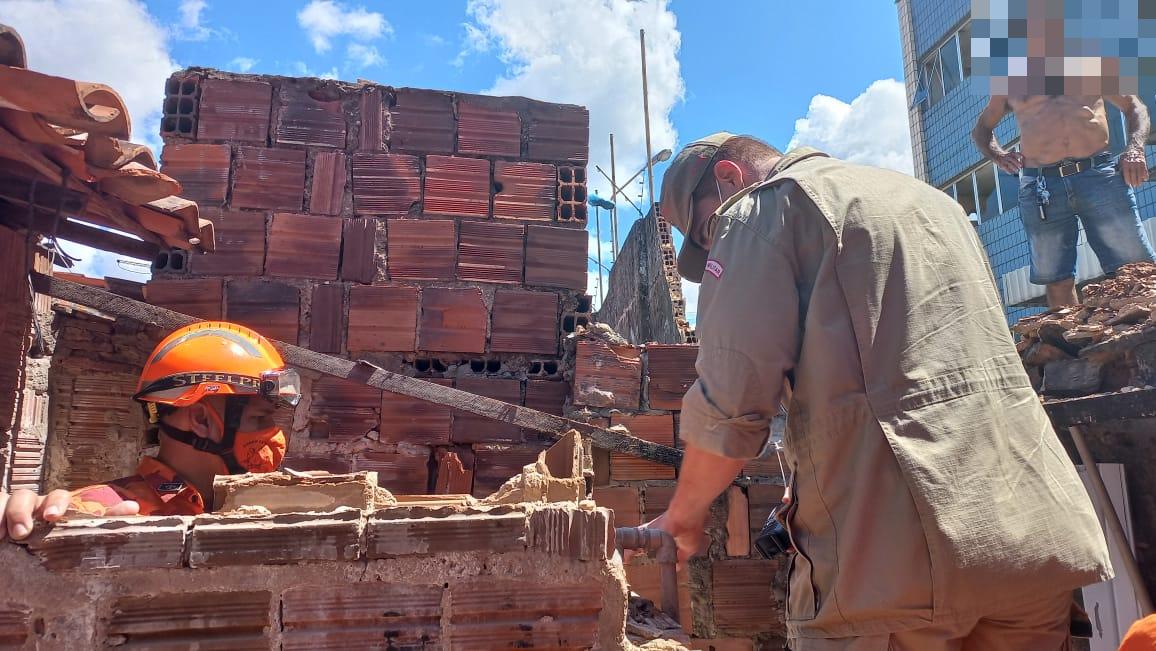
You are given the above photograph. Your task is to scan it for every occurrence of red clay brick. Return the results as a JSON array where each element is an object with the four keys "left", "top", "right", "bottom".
[
  {"left": 490, "top": 290, "right": 557, "bottom": 354},
  {"left": 187, "top": 510, "right": 361, "bottom": 567},
  {"left": 225, "top": 279, "right": 300, "bottom": 344},
  {"left": 646, "top": 344, "right": 699, "bottom": 410},
  {"left": 144, "top": 278, "right": 223, "bottom": 319},
  {"left": 527, "top": 506, "right": 611, "bottom": 560},
  {"left": 711, "top": 559, "right": 783, "bottom": 634},
  {"left": 27, "top": 517, "right": 187, "bottom": 570},
  {"left": 472, "top": 442, "right": 550, "bottom": 497},
  {"left": 281, "top": 453, "right": 353, "bottom": 475},
  {"left": 687, "top": 640, "right": 756, "bottom": 651},
  {"left": 351, "top": 153, "right": 421, "bottom": 216},
  {"left": 434, "top": 448, "right": 474, "bottom": 494},
  {"left": 231, "top": 146, "right": 306, "bottom": 211},
  {"left": 493, "top": 160, "right": 556, "bottom": 221},
  {"left": 642, "top": 485, "right": 677, "bottom": 523},
  {"left": 347, "top": 285, "right": 418, "bottom": 352},
  {"left": 108, "top": 591, "right": 270, "bottom": 646},
  {"left": 281, "top": 583, "right": 441, "bottom": 650},
  {"left": 196, "top": 78, "right": 272, "bottom": 143},
  {"left": 523, "top": 379, "right": 568, "bottom": 416},
  {"left": 379, "top": 379, "right": 454, "bottom": 446},
  {"left": 357, "top": 87, "right": 385, "bottom": 151},
  {"left": 386, "top": 219, "right": 456, "bottom": 281},
  {"left": 309, "top": 282, "right": 343, "bottom": 354},
  {"left": 0, "top": 605, "right": 29, "bottom": 648},
  {"left": 592, "top": 486, "right": 641, "bottom": 527},
  {"left": 187, "top": 209, "right": 266, "bottom": 276},
  {"left": 452, "top": 377, "right": 522, "bottom": 444},
  {"left": 388, "top": 88, "right": 454, "bottom": 153},
  {"left": 525, "top": 101, "right": 589, "bottom": 164},
  {"left": 266, "top": 213, "right": 342, "bottom": 280},
  {"left": 457, "top": 97, "right": 521, "bottom": 157},
  {"left": 424, "top": 155, "right": 489, "bottom": 219},
  {"left": 309, "top": 376, "right": 381, "bottom": 442},
  {"left": 275, "top": 82, "right": 347, "bottom": 148},
  {"left": 339, "top": 217, "right": 379, "bottom": 284},
  {"left": 574, "top": 339, "right": 642, "bottom": 409},
  {"left": 747, "top": 483, "right": 786, "bottom": 556},
  {"left": 624, "top": 562, "right": 692, "bottom": 633},
  {"left": 610, "top": 414, "right": 676, "bottom": 481},
  {"left": 418, "top": 287, "right": 486, "bottom": 354},
  {"left": 354, "top": 447, "right": 430, "bottom": 494},
  {"left": 367, "top": 509, "right": 527, "bottom": 557},
  {"left": 448, "top": 580, "right": 601, "bottom": 648},
  {"left": 456, "top": 221, "right": 524, "bottom": 284},
  {"left": 726, "top": 486, "right": 751, "bottom": 557},
  {"left": 309, "top": 151, "right": 347, "bottom": 215},
  {"left": 525, "top": 224, "right": 587, "bottom": 290},
  {"left": 159, "top": 143, "right": 230, "bottom": 207}
]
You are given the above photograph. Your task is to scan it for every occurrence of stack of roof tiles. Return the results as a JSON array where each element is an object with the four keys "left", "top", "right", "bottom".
[
  {"left": 572, "top": 330, "right": 787, "bottom": 649},
  {"left": 142, "top": 68, "right": 591, "bottom": 498}
]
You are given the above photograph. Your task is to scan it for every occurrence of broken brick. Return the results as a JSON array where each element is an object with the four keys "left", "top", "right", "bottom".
[
  {"left": 610, "top": 413, "right": 676, "bottom": 481},
  {"left": 493, "top": 160, "right": 556, "bottom": 221},
  {"left": 265, "top": 213, "right": 342, "bottom": 280},
  {"left": 457, "top": 97, "right": 521, "bottom": 158},
  {"left": 472, "top": 443, "right": 550, "bottom": 497},
  {"left": 366, "top": 509, "right": 527, "bottom": 557},
  {"left": 347, "top": 285, "right": 419, "bottom": 352},
  {"left": 646, "top": 344, "right": 699, "bottom": 410},
  {"left": 452, "top": 377, "right": 522, "bottom": 444},
  {"left": 275, "top": 82, "right": 347, "bottom": 148},
  {"left": 418, "top": 287, "right": 486, "bottom": 354},
  {"left": 225, "top": 279, "right": 300, "bottom": 344},
  {"left": 388, "top": 88, "right": 454, "bottom": 153},
  {"left": 386, "top": 219, "right": 456, "bottom": 281},
  {"left": 625, "top": 562, "right": 693, "bottom": 634},
  {"left": 187, "top": 510, "right": 361, "bottom": 567},
  {"left": 525, "top": 224, "right": 587, "bottom": 290},
  {"left": 309, "top": 376, "right": 381, "bottom": 443},
  {"left": 574, "top": 339, "right": 642, "bottom": 409},
  {"left": 527, "top": 506, "right": 611, "bottom": 560},
  {"left": 457, "top": 221, "right": 524, "bottom": 284},
  {"left": 144, "top": 278, "right": 223, "bottom": 320},
  {"left": 490, "top": 290, "right": 557, "bottom": 355},
  {"left": 231, "top": 146, "right": 306, "bottom": 211},
  {"left": 196, "top": 78, "right": 272, "bottom": 143},
  {"left": 351, "top": 152, "right": 421, "bottom": 216},
  {"left": 159, "top": 143, "right": 230, "bottom": 207},
  {"left": 354, "top": 447, "right": 431, "bottom": 494},
  {"left": 434, "top": 448, "right": 474, "bottom": 494},
  {"left": 380, "top": 379, "right": 454, "bottom": 446},
  {"left": 424, "top": 155, "right": 490, "bottom": 219},
  {"left": 308, "top": 151, "right": 347, "bottom": 216}
]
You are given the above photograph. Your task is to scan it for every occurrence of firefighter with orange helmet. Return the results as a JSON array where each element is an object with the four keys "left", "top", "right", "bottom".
[{"left": 0, "top": 321, "right": 301, "bottom": 538}]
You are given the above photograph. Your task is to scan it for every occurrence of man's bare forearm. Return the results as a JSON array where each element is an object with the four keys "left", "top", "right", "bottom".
[
  {"left": 972, "top": 126, "right": 1008, "bottom": 162},
  {"left": 1124, "top": 103, "right": 1151, "bottom": 153},
  {"left": 665, "top": 442, "right": 747, "bottom": 526}
]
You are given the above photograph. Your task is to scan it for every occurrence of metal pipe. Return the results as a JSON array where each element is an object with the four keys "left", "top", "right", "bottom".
[
  {"left": 1068, "top": 425, "right": 1154, "bottom": 614},
  {"left": 595, "top": 164, "right": 644, "bottom": 218},
  {"left": 615, "top": 526, "right": 679, "bottom": 624},
  {"left": 640, "top": 29, "right": 658, "bottom": 220},
  {"left": 594, "top": 204, "right": 604, "bottom": 304},
  {"left": 610, "top": 132, "right": 619, "bottom": 260}
]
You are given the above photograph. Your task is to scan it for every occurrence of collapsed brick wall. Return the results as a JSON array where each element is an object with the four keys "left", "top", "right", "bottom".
[
  {"left": 572, "top": 334, "right": 788, "bottom": 649},
  {"left": 596, "top": 208, "right": 694, "bottom": 346},
  {"left": 83, "top": 68, "right": 597, "bottom": 497}
]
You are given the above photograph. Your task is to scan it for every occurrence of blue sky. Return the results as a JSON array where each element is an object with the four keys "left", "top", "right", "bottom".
[{"left": 6, "top": 0, "right": 912, "bottom": 321}]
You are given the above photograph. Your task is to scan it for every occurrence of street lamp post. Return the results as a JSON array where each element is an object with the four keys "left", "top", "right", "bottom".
[
  {"left": 589, "top": 194, "right": 615, "bottom": 305},
  {"left": 594, "top": 147, "right": 671, "bottom": 257}
]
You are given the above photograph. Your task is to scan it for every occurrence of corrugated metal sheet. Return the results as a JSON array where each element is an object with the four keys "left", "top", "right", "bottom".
[
  {"left": 457, "top": 221, "right": 524, "bottom": 284},
  {"left": 424, "top": 155, "right": 490, "bottom": 219},
  {"left": 493, "top": 161, "right": 556, "bottom": 221},
  {"left": 231, "top": 146, "right": 306, "bottom": 212},
  {"left": 457, "top": 98, "right": 521, "bottom": 158},
  {"left": 351, "top": 153, "right": 421, "bottom": 216},
  {"left": 386, "top": 219, "right": 456, "bottom": 280}
]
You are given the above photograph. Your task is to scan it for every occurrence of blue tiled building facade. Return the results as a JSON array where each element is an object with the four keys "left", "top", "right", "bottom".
[{"left": 896, "top": 0, "right": 1156, "bottom": 324}]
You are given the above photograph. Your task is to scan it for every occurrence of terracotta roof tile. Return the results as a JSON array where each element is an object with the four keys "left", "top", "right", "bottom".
[
  {"left": 231, "top": 146, "right": 306, "bottom": 212},
  {"left": 418, "top": 287, "right": 487, "bottom": 354},
  {"left": 423, "top": 155, "right": 490, "bottom": 219},
  {"left": 457, "top": 221, "right": 523, "bottom": 284},
  {"left": 196, "top": 78, "right": 272, "bottom": 143},
  {"left": 457, "top": 97, "right": 521, "bottom": 158},
  {"left": 525, "top": 224, "right": 586, "bottom": 290},
  {"left": 347, "top": 284, "right": 418, "bottom": 352},
  {"left": 386, "top": 219, "right": 456, "bottom": 281},
  {"left": 308, "top": 151, "right": 347, "bottom": 216},
  {"left": 265, "top": 213, "right": 342, "bottom": 280},
  {"left": 388, "top": 88, "right": 454, "bottom": 154},
  {"left": 225, "top": 279, "right": 300, "bottom": 344},
  {"left": 351, "top": 153, "right": 420, "bottom": 216},
  {"left": 274, "top": 82, "right": 347, "bottom": 149},
  {"left": 490, "top": 290, "right": 557, "bottom": 355},
  {"left": 493, "top": 161, "right": 556, "bottom": 221}
]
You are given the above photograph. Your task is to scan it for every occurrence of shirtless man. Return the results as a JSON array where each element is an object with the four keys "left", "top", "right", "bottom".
[{"left": 973, "top": 95, "right": 1152, "bottom": 307}]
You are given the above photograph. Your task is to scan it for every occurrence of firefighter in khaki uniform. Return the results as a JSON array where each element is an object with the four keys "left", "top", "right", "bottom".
[
  {"left": 645, "top": 133, "right": 1113, "bottom": 650},
  {"left": 1, "top": 322, "right": 301, "bottom": 533}
]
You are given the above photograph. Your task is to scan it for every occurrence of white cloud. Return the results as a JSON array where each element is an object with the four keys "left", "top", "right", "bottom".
[
  {"left": 3, "top": 0, "right": 178, "bottom": 155},
  {"left": 788, "top": 79, "right": 914, "bottom": 175},
  {"left": 346, "top": 43, "right": 384, "bottom": 68},
  {"left": 452, "top": 23, "right": 491, "bottom": 68},
  {"left": 176, "top": 0, "right": 212, "bottom": 41},
  {"left": 424, "top": 34, "right": 447, "bottom": 47},
  {"left": 297, "top": 0, "right": 391, "bottom": 54},
  {"left": 461, "top": 0, "right": 684, "bottom": 205},
  {"left": 680, "top": 279, "right": 699, "bottom": 326},
  {"left": 229, "top": 57, "right": 258, "bottom": 73},
  {"left": 291, "top": 61, "right": 340, "bottom": 80}
]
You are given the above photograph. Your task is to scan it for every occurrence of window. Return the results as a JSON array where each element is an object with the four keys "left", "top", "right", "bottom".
[
  {"left": 976, "top": 162, "right": 1000, "bottom": 220},
  {"left": 958, "top": 23, "right": 972, "bottom": 79},
  {"left": 997, "top": 145, "right": 1021, "bottom": 214},
  {"left": 925, "top": 57, "right": 944, "bottom": 105},
  {"left": 955, "top": 173, "right": 977, "bottom": 219},
  {"left": 942, "top": 142, "right": 1024, "bottom": 221},
  {"left": 940, "top": 35, "right": 963, "bottom": 94},
  {"left": 919, "top": 22, "right": 972, "bottom": 109}
]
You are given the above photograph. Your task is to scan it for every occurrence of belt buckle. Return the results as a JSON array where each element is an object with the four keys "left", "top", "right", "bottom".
[{"left": 1058, "top": 162, "right": 1080, "bottom": 177}]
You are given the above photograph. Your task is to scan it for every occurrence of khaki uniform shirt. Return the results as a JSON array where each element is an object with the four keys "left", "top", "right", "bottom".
[{"left": 679, "top": 148, "right": 1112, "bottom": 638}]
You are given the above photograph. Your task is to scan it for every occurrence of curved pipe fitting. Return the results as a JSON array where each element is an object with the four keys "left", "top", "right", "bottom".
[{"left": 615, "top": 526, "right": 680, "bottom": 624}]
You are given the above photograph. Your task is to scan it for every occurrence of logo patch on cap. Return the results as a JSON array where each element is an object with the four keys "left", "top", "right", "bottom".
[{"left": 705, "top": 259, "right": 724, "bottom": 279}]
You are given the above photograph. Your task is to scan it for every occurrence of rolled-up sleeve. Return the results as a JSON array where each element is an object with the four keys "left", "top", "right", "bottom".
[{"left": 680, "top": 183, "right": 803, "bottom": 459}]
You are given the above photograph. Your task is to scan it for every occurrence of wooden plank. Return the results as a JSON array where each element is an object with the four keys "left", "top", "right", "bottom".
[
  {"left": 30, "top": 272, "right": 683, "bottom": 468},
  {"left": 1043, "top": 388, "right": 1156, "bottom": 426}
]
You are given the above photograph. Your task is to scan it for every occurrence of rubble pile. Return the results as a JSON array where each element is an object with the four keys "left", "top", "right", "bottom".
[{"left": 1014, "top": 262, "right": 1156, "bottom": 397}]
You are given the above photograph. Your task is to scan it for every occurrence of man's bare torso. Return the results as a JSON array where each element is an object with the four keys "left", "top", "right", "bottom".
[{"left": 1008, "top": 96, "right": 1110, "bottom": 167}]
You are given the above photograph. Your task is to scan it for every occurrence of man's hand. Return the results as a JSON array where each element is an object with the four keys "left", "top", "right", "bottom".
[
  {"left": 0, "top": 489, "right": 139, "bottom": 541},
  {"left": 995, "top": 150, "right": 1025, "bottom": 175},
  {"left": 1120, "top": 147, "right": 1150, "bottom": 188},
  {"left": 628, "top": 510, "right": 709, "bottom": 567}
]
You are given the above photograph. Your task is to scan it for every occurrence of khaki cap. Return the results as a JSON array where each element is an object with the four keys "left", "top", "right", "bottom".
[{"left": 659, "top": 132, "right": 736, "bottom": 282}]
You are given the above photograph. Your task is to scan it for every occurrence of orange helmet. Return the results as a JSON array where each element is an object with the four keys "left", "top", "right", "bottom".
[{"left": 134, "top": 321, "right": 301, "bottom": 411}]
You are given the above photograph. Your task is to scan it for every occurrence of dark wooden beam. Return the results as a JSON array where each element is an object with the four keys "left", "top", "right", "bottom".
[
  {"left": 1044, "top": 388, "right": 1156, "bottom": 427},
  {"left": 30, "top": 272, "right": 684, "bottom": 468},
  {"left": 0, "top": 207, "right": 158, "bottom": 261}
]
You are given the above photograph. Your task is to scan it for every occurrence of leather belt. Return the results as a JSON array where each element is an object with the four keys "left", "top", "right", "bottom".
[{"left": 1022, "top": 152, "right": 1112, "bottom": 178}]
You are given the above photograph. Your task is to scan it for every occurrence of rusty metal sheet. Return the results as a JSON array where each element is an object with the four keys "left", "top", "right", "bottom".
[
  {"left": 493, "top": 161, "right": 555, "bottom": 221},
  {"left": 423, "top": 155, "right": 489, "bottom": 219},
  {"left": 196, "top": 78, "right": 272, "bottom": 143},
  {"left": 351, "top": 153, "right": 420, "bottom": 216},
  {"left": 386, "top": 218, "right": 456, "bottom": 281},
  {"left": 525, "top": 224, "right": 586, "bottom": 290},
  {"left": 231, "top": 146, "right": 306, "bottom": 212},
  {"left": 388, "top": 88, "right": 454, "bottom": 154},
  {"left": 490, "top": 290, "right": 558, "bottom": 355},
  {"left": 266, "top": 213, "right": 342, "bottom": 280},
  {"left": 456, "top": 221, "right": 523, "bottom": 285}
]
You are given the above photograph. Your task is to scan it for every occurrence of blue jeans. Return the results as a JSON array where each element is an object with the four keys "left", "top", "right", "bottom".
[{"left": 1018, "top": 156, "right": 1154, "bottom": 285}]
